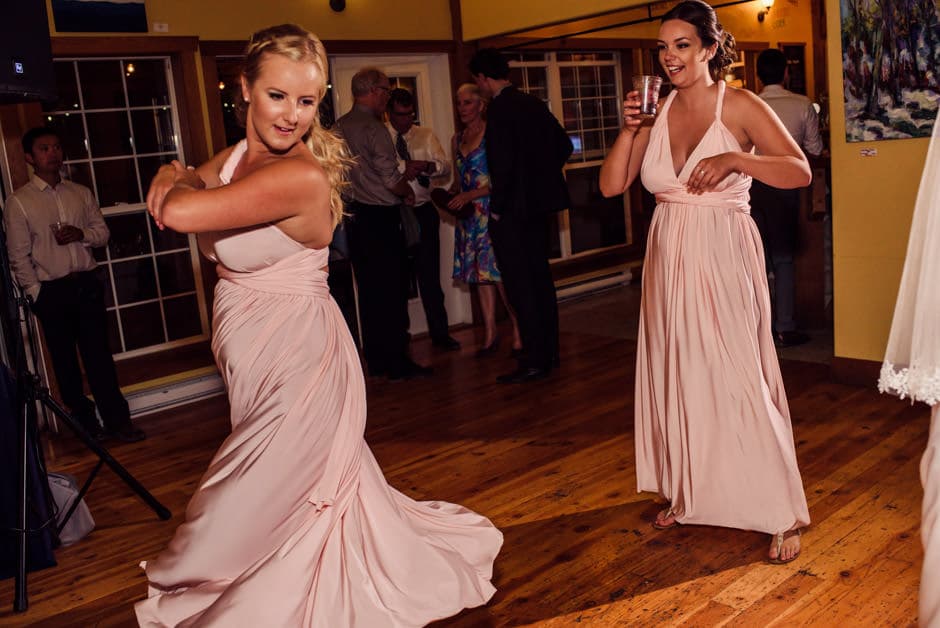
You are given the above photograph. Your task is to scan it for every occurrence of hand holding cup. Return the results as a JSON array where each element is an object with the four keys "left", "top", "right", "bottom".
[
  {"left": 621, "top": 90, "right": 646, "bottom": 133},
  {"left": 51, "top": 222, "right": 84, "bottom": 245}
]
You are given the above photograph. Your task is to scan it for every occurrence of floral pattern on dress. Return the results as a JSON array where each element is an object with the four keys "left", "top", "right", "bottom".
[{"left": 453, "top": 136, "right": 501, "bottom": 284}]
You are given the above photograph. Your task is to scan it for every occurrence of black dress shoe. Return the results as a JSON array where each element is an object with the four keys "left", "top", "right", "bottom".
[
  {"left": 388, "top": 359, "right": 433, "bottom": 381},
  {"left": 496, "top": 366, "right": 550, "bottom": 384},
  {"left": 431, "top": 335, "right": 461, "bottom": 351},
  {"left": 108, "top": 424, "right": 147, "bottom": 443},
  {"left": 774, "top": 330, "right": 810, "bottom": 348}
]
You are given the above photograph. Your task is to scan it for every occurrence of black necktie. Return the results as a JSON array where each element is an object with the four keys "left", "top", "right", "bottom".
[{"left": 396, "top": 132, "right": 430, "bottom": 188}]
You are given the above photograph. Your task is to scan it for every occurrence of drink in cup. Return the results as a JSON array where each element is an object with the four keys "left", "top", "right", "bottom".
[{"left": 632, "top": 75, "right": 663, "bottom": 118}]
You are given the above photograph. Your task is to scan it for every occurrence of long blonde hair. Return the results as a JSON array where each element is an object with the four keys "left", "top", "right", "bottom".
[{"left": 242, "top": 24, "right": 351, "bottom": 228}]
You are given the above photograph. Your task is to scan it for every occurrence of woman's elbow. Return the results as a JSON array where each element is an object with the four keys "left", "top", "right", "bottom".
[
  {"left": 599, "top": 178, "right": 625, "bottom": 198},
  {"left": 161, "top": 196, "right": 193, "bottom": 233},
  {"left": 793, "top": 161, "right": 812, "bottom": 188}
]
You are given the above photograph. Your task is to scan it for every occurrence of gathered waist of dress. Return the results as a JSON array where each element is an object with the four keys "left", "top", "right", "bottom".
[
  {"left": 655, "top": 190, "right": 751, "bottom": 214},
  {"left": 216, "top": 251, "right": 330, "bottom": 298}
]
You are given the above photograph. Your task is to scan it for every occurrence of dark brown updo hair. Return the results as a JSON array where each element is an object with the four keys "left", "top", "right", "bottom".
[{"left": 661, "top": 0, "right": 737, "bottom": 81}]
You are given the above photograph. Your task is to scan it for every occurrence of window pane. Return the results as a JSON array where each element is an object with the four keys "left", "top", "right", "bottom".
[
  {"left": 119, "top": 302, "right": 165, "bottom": 350},
  {"left": 525, "top": 68, "right": 548, "bottom": 94},
  {"left": 106, "top": 212, "right": 151, "bottom": 259},
  {"left": 45, "top": 113, "right": 87, "bottom": 159},
  {"left": 56, "top": 53, "right": 207, "bottom": 355},
  {"left": 583, "top": 131, "right": 603, "bottom": 151},
  {"left": 94, "top": 158, "right": 140, "bottom": 207},
  {"left": 86, "top": 111, "right": 132, "bottom": 158},
  {"left": 156, "top": 251, "right": 195, "bottom": 296},
  {"left": 150, "top": 217, "right": 190, "bottom": 252},
  {"left": 131, "top": 108, "right": 178, "bottom": 154},
  {"left": 138, "top": 155, "right": 176, "bottom": 194},
  {"left": 562, "top": 100, "right": 579, "bottom": 128},
  {"left": 581, "top": 98, "right": 600, "bottom": 120},
  {"left": 47, "top": 61, "right": 80, "bottom": 112},
  {"left": 558, "top": 52, "right": 614, "bottom": 62},
  {"left": 560, "top": 67, "right": 577, "bottom": 99},
  {"left": 78, "top": 60, "right": 126, "bottom": 109},
  {"left": 64, "top": 161, "right": 92, "bottom": 190},
  {"left": 112, "top": 258, "right": 158, "bottom": 304},
  {"left": 598, "top": 66, "right": 617, "bottom": 90},
  {"left": 566, "top": 166, "right": 627, "bottom": 254},
  {"left": 125, "top": 59, "right": 170, "bottom": 107},
  {"left": 164, "top": 295, "right": 202, "bottom": 341},
  {"left": 576, "top": 67, "right": 597, "bottom": 98}
]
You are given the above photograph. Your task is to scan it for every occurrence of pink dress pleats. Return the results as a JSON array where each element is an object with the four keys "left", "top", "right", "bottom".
[
  {"left": 635, "top": 82, "right": 810, "bottom": 534},
  {"left": 135, "top": 141, "right": 502, "bottom": 627}
]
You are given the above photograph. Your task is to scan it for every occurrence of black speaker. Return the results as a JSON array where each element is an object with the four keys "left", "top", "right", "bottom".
[{"left": 0, "top": 0, "right": 56, "bottom": 104}]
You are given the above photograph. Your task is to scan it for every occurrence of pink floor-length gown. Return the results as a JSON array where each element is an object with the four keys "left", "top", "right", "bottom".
[
  {"left": 135, "top": 141, "right": 502, "bottom": 627},
  {"left": 634, "top": 81, "right": 810, "bottom": 535}
]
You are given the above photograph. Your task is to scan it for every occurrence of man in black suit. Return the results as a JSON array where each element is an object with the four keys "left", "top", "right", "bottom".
[{"left": 469, "top": 48, "right": 573, "bottom": 384}]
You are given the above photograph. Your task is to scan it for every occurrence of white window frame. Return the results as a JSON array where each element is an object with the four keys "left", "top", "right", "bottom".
[
  {"left": 508, "top": 52, "right": 629, "bottom": 261},
  {"left": 46, "top": 56, "right": 209, "bottom": 359}
]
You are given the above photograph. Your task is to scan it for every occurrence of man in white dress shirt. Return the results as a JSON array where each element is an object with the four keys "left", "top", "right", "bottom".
[
  {"left": 3, "top": 127, "right": 144, "bottom": 442},
  {"left": 750, "top": 48, "right": 824, "bottom": 348},
  {"left": 386, "top": 87, "right": 459, "bottom": 351}
]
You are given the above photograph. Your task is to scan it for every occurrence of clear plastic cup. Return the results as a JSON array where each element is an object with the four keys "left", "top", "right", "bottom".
[{"left": 632, "top": 75, "right": 663, "bottom": 118}]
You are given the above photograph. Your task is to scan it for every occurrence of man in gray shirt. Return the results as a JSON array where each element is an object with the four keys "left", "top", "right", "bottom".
[
  {"left": 4, "top": 126, "right": 144, "bottom": 442},
  {"left": 335, "top": 68, "right": 431, "bottom": 380},
  {"left": 751, "top": 49, "right": 824, "bottom": 348}
]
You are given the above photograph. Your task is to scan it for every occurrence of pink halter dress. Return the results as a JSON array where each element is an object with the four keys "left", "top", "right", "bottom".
[
  {"left": 634, "top": 81, "right": 810, "bottom": 534},
  {"left": 135, "top": 140, "right": 502, "bottom": 627}
]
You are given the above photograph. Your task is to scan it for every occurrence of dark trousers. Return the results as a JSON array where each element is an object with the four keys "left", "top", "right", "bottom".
[
  {"left": 31, "top": 270, "right": 130, "bottom": 431},
  {"left": 345, "top": 201, "right": 410, "bottom": 374},
  {"left": 489, "top": 211, "right": 558, "bottom": 370},
  {"left": 750, "top": 182, "right": 801, "bottom": 333},
  {"left": 409, "top": 202, "right": 449, "bottom": 341}
]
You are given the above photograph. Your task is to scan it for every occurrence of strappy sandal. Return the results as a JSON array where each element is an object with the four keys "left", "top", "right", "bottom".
[
  {"left": 652, "top": 506, "right": 679, "bottom": 530},
  {"left": 768, "top": 528, "right": 802, "bottom": 564}
]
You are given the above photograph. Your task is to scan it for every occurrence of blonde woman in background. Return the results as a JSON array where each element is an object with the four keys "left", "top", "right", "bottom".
[{"left": 449, "top": 83, "right": 521, "bottom": 357}]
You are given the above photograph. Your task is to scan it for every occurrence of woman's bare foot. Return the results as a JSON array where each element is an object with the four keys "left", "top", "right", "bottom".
[{"left": 768, "top": 528, "right": 801, "bottom": 564}]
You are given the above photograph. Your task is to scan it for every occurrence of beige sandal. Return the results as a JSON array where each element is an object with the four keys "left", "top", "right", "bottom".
[
  {"left": 768, "top": 528, "right": 802, "bottom": 564},
  {"left": 652, "top": 506, "right": 679, "bottom": 530}
]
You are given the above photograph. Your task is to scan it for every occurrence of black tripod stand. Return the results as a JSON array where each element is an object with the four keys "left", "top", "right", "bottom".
[{"left": 1, "top": 221, "right": 171, "bottom": 614}]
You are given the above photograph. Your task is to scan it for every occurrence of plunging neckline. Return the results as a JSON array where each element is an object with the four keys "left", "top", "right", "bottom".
[
  {"left": 664, "top": 82, "right": 725, "bottom": 179},
  {"left": 457, "top": 127, "right": 485, "bottom": 160}
]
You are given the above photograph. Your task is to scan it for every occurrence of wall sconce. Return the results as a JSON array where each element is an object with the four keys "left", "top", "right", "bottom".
[{"left": 757, "top": 0, "right": 774, "bottom": 22}]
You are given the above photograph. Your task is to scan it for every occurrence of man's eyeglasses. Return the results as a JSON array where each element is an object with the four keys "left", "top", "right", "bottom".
[
  {"left": 373, "top": 85, "right": 391, "bottom": 93},
  {"left": 390, "top": 109, "right": 415, "bottom": 118}
]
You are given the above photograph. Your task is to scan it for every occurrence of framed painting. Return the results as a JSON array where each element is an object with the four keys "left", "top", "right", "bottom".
[
  {"left": 839, "top": 0, "right": 940, "bottom": 142},
  {"left": 840, "top": 0, "right": 940, "bottom": 141}
]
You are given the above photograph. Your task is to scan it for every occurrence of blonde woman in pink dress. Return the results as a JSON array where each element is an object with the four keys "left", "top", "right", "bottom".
[
  {"left": 600, "top": 0, "right": 811, "bottom": 563},
  {"left": 136, "top": 24, "right": 501, "bottom": 627}
]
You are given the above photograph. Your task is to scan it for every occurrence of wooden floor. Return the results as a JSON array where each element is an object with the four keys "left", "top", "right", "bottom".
[{"left": 0, "top": 289, "right": 929, "bottom": 627}]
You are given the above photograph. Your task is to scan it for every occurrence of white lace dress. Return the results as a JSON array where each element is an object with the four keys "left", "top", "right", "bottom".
[{"left": 879, "top": 115, "right": 940, "bottom": 627}]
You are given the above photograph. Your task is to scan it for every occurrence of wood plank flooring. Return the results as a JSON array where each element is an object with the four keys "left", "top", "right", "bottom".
[{"left": 0, "top": 288, "right": 929, "bottom": 627}]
